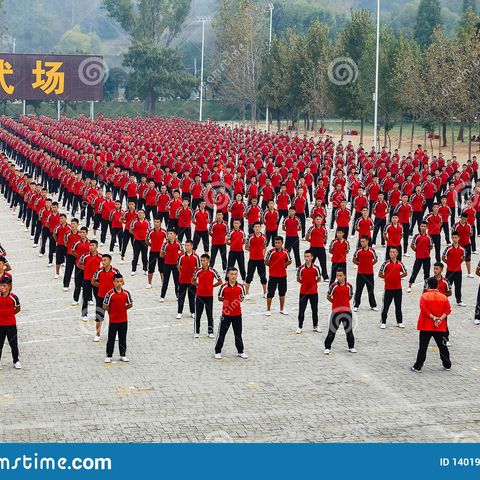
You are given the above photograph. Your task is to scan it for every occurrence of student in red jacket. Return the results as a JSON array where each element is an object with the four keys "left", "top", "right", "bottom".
[
  {"left": 324, "top": 269, "right": 356, "bottom": 354},
  {"left": 214, "top": 267, "right": 248, "bottom": 360},
  {"left": 104, "top": 273, "right": 133, "bottom": 363},
  {"left": 411, "top": 277, "right": 451, "bottom": 372},
  {"left": 0, "top": 276, "right": 21, "bottom": 369}
]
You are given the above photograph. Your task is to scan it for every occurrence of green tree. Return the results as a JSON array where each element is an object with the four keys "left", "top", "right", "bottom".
[
  {"left": 212, "top": 0, "right": 268, "bottom": 127},
  {"left": 104, "top": 67, "right": 128, "bottom": 101},
  {"left": 55, "top": 25, "right": 101, "bottom": 54},
  {"left": 123, "top": 41, "right": 195, "bottom": 114},
  {"left": 414, "top": 0, "right": 442, "bottom": 46}
]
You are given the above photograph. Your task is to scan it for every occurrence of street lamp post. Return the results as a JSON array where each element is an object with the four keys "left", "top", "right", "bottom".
[
  {"left": 265, "top": 3, "right": 274, "bottom": 132},
  {"left": 199, "top": 17, "right": 206, "bottom": 122},
  {"left": 373, "top": 0, "right": 380, "bottom": 151}
]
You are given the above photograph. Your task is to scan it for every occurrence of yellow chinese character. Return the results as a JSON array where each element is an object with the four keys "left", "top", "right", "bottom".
[
  {"left": 32, "top": 60, "right": 64, "bottom": 95},
  {"left": 0, "top": 59, "right": 14, "bottom": 95}
]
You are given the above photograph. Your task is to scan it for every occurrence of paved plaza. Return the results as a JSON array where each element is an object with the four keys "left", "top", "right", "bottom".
[{"left": 1, "top": 197, "right": 480, "bottom": 443}]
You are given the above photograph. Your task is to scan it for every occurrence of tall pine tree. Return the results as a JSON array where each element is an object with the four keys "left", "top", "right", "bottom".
[{"left": 414, "top": 0, "right": 442, "bottom": 46}]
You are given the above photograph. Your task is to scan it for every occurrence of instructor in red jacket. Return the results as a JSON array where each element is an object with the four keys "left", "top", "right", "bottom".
[{"left": 411, "top": 277, "right": 452, "bottom": 372}]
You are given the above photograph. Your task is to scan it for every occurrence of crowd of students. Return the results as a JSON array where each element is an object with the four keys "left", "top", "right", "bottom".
[{"left": 0, "top": 113, "right": 478, "bottom": 369}]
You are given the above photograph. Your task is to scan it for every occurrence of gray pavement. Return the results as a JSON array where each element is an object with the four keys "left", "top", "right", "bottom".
[{"left": 1, "top": 196, "right": 480, "bottom": 443}]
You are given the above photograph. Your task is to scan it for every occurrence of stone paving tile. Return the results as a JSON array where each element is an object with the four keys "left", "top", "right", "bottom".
[{"left": 1, "top": 196, "right": 480, "bottom": 443}]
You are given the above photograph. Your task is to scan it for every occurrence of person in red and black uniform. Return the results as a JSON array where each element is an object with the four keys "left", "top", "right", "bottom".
[
  {"left": 305, "top": 215, "right": 328, "bottom": 281},
  {"left": 160, "top": 230, "right": 183, "bottom": 301},
  {"left": 352, "top": 236, "right": 378, "bottom": 311},
  {"left": 282, "top": 207, "right": 301, "bottom": 268},
  {"left": 120, "top": 201, "right": 138, "bottom": 263},
  {"left": 193, "top": 200, "right": 210, "bottom": 254},
  {"left": 324, "top": 269, "right": 356, "bottom": 354},
  {"left": 371, "top": 192, "right": 388, "bottom": 247},
  {"left": 411, "top": 277, "right": 451, "bottom": 372},
  {"left": 0, "top": 277, "right": 21, "bottom": 369},
  {"left": 177, "top": 198, "right": 193, "bottom": 242},
  {"left": 407, "top": 221, "right": 433, "bottom": 292},
  {"left": 71, "top": 227, "right": 90, "bottom": 305},
  {"left": 409, "top": 185, "right": 425, "bottom": 235},
  {"left": 146, "top": 218, "right": 166, "bottom": 288},
  {"left": 176, "top": 240, "right": 200, "bottom": 319},
  {"left": 130, "top": 209, "right": 150, "bottom": 275},
  {"left": 394, "top": 194, "right": 413, "bottom": 256},
  {"left": 379, "top": 247, "right": 407, "bottom": 328},
  {"left": 329, "top": 229, "right": 349, "bottom": 285},
  {"left": 109, "top": 200, "right": 124, "bottom": 254},
  {"left": 453, "top": 212, "right": 473, "bottom": 277},
  {"left": 296, "top": 250, "right": 322, "bottom": 334},
  {"left": 244, "top": 222, "right": 268, "bottom": 299},
  {"left": 193, "top": 254, "right": 222, "bottom": 337},
  {"left": 226, "top": 219, "right": 247, "bottom": 281},
  {"left": 384, "top": 214, "right": 403, "bottom": 261},
  {"left": 265, "top": 236, "right": 292, "bottom": 316},
  {"left": 53, "top": 213, "right": 70, "bottom": 280},
  {"left": 262, "top": 200, "right": 279, "bottom": 247},
  {"left": 78, "top": 239, "right": 103, "bottom": 321},
  {"left": 63, "top": 219, "right": 80, "bottom": 291},
  {"left": 214, "top": 268, "right": 248, "bottom": 360},
  {"left": 424, "top": 262, "right": 452, "bottom": 343},
  {"left": 209, "top": 211, "right": 228, "bottom": 272},
  {"left": 104, "top": 273, "right": 133, "bottom": 363},
  {"left": 92, "top": 254, "right": 120, "bottom": 342},
  {"left": 425, "top": 203, "right": 443, "bottom": 262},
  {"left": 442, "top": 232, "right": 466, "bottom": 306}
]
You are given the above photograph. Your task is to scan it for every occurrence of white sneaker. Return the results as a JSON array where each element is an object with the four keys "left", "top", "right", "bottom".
[
  {"left": 120, "top": 356, "right": 129, "bottom": 362},
  {"left": 63, "top": 287, "right": 68, "bottom": 292},
  {"left": 24, "top": 227, "right": 28, "bottom": 232},
  {"left": 93, "top": 335, "right": 100, "bottom": 342},
  {"left": 81, "top": 316, "right": 88, "bottom": 322},
  {"left": 324, "top": 348, "right": 331, "bottom": 355},
  {"left": 120, "top": 259, "right": 124, "bottom": 265},
  {"left": 71, "top": 301, "right": 78, "bottom": 306},
  {"left": 397, "top": 323, "right": 405, "bottom": 328},
  {"left": 145, "top": 284, "right": 152, "bottom": 289},
  {"left": 265, "top": 310, "right": 271, "bottom": 316},
  {"left": 54, "top": 274, "right": 59, "bottom": 279},
  {"left": 457, "top": 302, "right": 467, "bottom": 307},
  {"left": 349, "top": 348, "right": 357, "bottom": 353},
  {"left": 194, "top": 333, "right": 200, "bottom": 338},
  {"left": 313, "top": 326, "right": 322, "bottom": 333},
  {"left": 99, "top": 242, "right": 104, "bottom": 247},
  {"left": 215, "top": 353, "right": 222, "bottom": 359},
  {"left": 468, "top": 273, "right": 475, "bottom": 278},
  {"left": 191, "top": 313, "right": 195, "bottom": 319},
  {"left": 33, "top": 244, "right": 38, "bottom": 248},
  {"left": 238, "top": 352, "right": 249, "bottom": 359},
  {"left": 372, "top": 244, "right": 376, "bottom": 248},
  {"left": 445, "top": 340, "right": 452, "bottom": 346},
  {"left": 295, "top": 327, "right": 302, "bottom": 334},
  {"left": 475, "top": 319, "right": 480, "bottom": 325},
  {"left": 244, "top": 294, "right": 251, "bottom": 300},
  {"left": 131, "top": 271, "right": 136, "bottom": 276},
  {"left": 159, "top": 297, "right": 165, "bottom": 303},
  {"left": 104, "top": 357, "right": 111, "bottom": 363},
  {"left": 404, "top": 253, "right": 411, "bottom": 257},
  {"left": 47, "top": 263, "right": 53, "bottom": 267},
  {"left": 263, "top": 293, "right": 268, "bottom": 299},
  {"left": 407, "top": 287, "right": 412, "bottom": 293},
  {"left": 380, "top": 324, "right": 386, "bottom": 329},
  {"left": 280, "top": 309, "right": 289, "bottom": 315},
  {"left": 13, "top": 361, "right": 21, "bottom": 369},
  {"left": 176, "top": 313, "right": 182, "bottom": 319},
  {"left": 88, "top": 300, "right": 94, "bottom": 305},
  {"left": 38, "top": 253, "right": 43, "bottom": 257},
  {"left": 30, "top": 236, "right": 34, "bottom": 240},
  {"left": 143, "top": 271, "right": 147, "bottom": 276},
  {"left": 371, "top": 306, "right": 379, "bottom": 311},
  {"left": 208, "top": 333, "right": 214, "bottom": 338},
  {"left": 353, "top": 306, "right": 358, "bottom": 312}
]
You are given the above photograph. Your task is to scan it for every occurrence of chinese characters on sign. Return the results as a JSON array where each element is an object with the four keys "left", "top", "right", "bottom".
[{"left": 0, "top": 54, "right": 104, "bottom": 101}]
